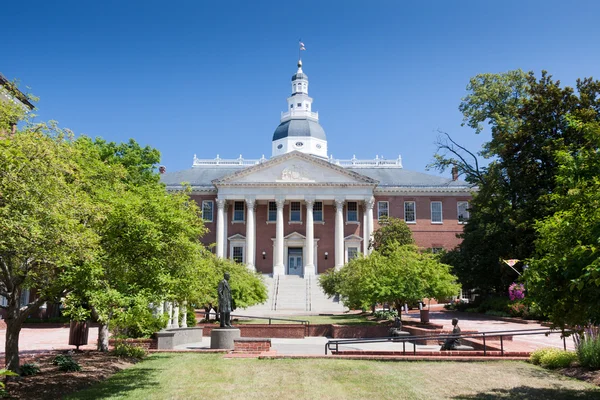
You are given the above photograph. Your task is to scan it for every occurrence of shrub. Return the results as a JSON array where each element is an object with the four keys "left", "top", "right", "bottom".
[
  {"left": 0, "top": 368, "right": 18, "bottom": 396},
  {"left": 484, "top": 310, "right": 510, "bottom": 317},
  {"left": 477, "top": 296, "right": 510, "bottom": 314},
  {"left": 111, "top": 342, "right": 148, "bottom": 359},
  {"left": 186, "top": 307, "right": 197, "bottom": 327},
  {"left": 52, "top": 354, "right": 81, "bottom": 372},
  {"left": 507, "top": 301, "right": 526, "bottom": 317},
  {"left": 111, "top": 300, "right": 168, "bottom": 339},
  {"left": 20, "top": 363, "right": 41, "bottom": 376},
  {"left": 373, "top": 310, "right": 398, "bottom": 320},
  {"left": 576, "top": 327, "right": 600, "bottom": 369},
  {"left": 530, "top": 348, "right": 577, "bottom": 369}
]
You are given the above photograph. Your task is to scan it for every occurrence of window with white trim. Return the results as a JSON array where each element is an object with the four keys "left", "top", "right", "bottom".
[
  {"left": 313, "top": 201, "right": 323, "bottom": 222},
  {"left": 377, "top": 201, "right": 389, "bottom": 220},
  {"left": 431, "top": 201, "right": 443, "bottom": 223},
  {"left": 202, "top": 200, "right": 214, "bottom": 222},
  {"left": 0, "top": 296, "right": 7, "bottom": 307},
  {"left": 431, "top": 247, "right": 444, "bottom": 254},
  {"left": 404, "top": 201, "right": 416, "bottom": 223},
  {"left": 290, "top": 201, "right": 301, "bottom": 222},
  {"left": 268, "top": 201, "right": 277, "bottom": 222},
  {"left": 346, "top": 201, "right": 358, "bottom": 222},
  {"left": 232, "top": 246, "right": 244, "bottom": 264},
  {"left": 348, "top": 247, "right": 359, "bottom": 261},
  {"left": 233, "top": 201, "right": 245, "bottom": 222},
  {"left": 457, "top": 201, "right": 470, "bottom": 223}
]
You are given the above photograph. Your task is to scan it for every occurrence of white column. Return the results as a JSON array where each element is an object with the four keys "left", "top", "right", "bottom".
[
  {"left": 173, "top": 303, "right": 180, "bottom": 328},
  {"left": 181, "top": 301, "right": 188, "bottom": 327},
  {"left": 274, "top": 198, "right": 285, "bottom": 275},
  {"left": 334, "top": 199, "right": 345, "bottom": 269},
  {"left": 304, "top": 199, "right": 315, "bottom": 276},
  {"left": 366, "top": 197, "right": 375, "bottom": 255},
  {"left": 216, "top": 199, "right": 226, "bottom": 258},
  {"left": 245, "top": 198, "right": 256, "bottom": 271},
  {"left": 166, "top": 302, "right": 174, "bottom": 328},
  {"left": 363, "top": 201, "right": 369, "bottom": 255}
]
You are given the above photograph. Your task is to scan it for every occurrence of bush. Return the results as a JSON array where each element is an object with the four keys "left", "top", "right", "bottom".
[
  {"left": 373, "top": 310, "right": 398, "bottom": 320},
  {"left": 52, "top": 354, "right": 81, "bottom": 372},
  {"left": 484, "top": 310, "right": 510, "bottom": 317},
  {"left": 20, "top": 363, "right": 41, "bottom": 376},
  {"left": 507, "top": 301, "right": 528, "bottom": 317},
  {"left": 186, "top": 307, "right": 197, "bottom": 327},
  {"left": 444, "top": 300, "right": 471, "bottom": 312},
  {"left": 111, "top": 299, "right": 168, "bottom": 339},
  {"left": 111, "top": 342, "right": 148, "bottom": 359},
  {"left": 576, "top": 328, "right": 600, "bottom": 369},
  {"left": 477, "top": 296, "right": 510, "bottom": 314},
  {"left": 530, "top": 348, "right": 577, "bottom": 369}
]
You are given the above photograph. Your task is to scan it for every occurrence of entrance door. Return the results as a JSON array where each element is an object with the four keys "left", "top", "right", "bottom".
[{"left": 287, "top": 248, "right": 303, "bottom": 275}]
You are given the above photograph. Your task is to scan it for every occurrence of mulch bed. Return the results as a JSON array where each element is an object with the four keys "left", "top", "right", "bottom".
[
  {"left": 4, "top": 351, "right": 138, "bottom": 399},
  {"left": 559, "top": 366, "right": 600, "bottom": 387}
]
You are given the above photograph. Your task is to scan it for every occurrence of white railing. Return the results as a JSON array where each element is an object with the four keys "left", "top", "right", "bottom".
[
  {"left": 280, "top": 110, "right": 319, "bottom": 120},
  {"left": 192, "top": 154, "right": 267, "bottom": 167},
  {"left": 329, "top": 155, "right": 403, "bottom": 168},
  {"left": 192, "top": 154, "right": 403, "bottom": 169}
]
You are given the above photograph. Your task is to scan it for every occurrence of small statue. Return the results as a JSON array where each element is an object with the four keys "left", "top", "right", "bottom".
[
  {"left": 218, "top": 272, "right": 235, "bottom": 328},
  {"left": 440, "top": 318, "right": 461, "bottom": 350}
]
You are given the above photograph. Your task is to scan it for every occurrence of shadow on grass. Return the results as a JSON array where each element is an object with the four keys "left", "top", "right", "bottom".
[
  {"left": 66, "top": 355, "right": 176, "bottom": 399},
  {"left": 453, "top": 385, "right": 600, "bottom": 399}
]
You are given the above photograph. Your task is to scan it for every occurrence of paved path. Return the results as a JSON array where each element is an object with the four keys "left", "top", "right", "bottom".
[
  {"left": 402, "top": 309, "right": 574, "bottom": 352},
  {"left": 0, "top": 310, "right": 573, "bottom": 360}
]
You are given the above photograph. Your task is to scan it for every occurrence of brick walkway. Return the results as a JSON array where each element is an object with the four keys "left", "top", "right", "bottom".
[
  {"left": 0, "top": 325, "right": 98, "bottom": 360},
  {"left": 0, "top": 310, "right": 573, "bottom": 361}
]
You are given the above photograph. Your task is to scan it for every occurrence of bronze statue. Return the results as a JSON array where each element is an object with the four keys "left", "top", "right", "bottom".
[
  {"left": 440, "top": 317, "right": 461, "bottom": 350},
  {"left": 218, "top": 272, "right": 234, "bottom": 327},
  {"left": 389, "top": 316, "right": 404, "bottom": 340}
]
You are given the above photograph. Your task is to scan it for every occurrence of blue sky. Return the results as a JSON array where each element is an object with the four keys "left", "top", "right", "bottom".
[{"left": 2, "top": 1, "right": 599, "bottom": 175}]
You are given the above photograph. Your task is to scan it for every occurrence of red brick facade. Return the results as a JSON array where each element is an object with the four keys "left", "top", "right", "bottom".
[{"left": 191, "top": 194, "right": 470, "bottom": 275}]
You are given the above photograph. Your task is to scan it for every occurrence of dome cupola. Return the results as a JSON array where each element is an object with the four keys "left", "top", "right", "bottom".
[{"left": 272, "top": 53, "right": 328, "bottom": 158}]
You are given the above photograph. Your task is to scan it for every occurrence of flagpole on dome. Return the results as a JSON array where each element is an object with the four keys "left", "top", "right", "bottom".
[{"left": 298, "top": 39, "right": 306, "bottom": 62}]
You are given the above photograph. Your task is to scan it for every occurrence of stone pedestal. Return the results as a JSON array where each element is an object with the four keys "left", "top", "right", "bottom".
[{"left": 210, "top": 328, "right": 241, "bottom": 349}]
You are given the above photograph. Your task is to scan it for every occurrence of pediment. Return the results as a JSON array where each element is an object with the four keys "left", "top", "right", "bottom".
[{"left": 213, "top": 151, "right": 378, "bottom": 186}]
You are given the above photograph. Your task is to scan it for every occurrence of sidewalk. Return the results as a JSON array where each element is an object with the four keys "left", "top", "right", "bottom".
[{"left": 0, "top": 311, "right": 573, "bottom": 359}]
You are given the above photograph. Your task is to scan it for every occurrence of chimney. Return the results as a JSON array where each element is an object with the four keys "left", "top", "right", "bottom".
[{"left": 451, "top": 166, "right": 459, "bottom": 181}]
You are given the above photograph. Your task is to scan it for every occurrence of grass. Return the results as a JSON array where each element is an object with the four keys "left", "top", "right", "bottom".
[
  {"left": 66, "top": 354, "right": 600, "bottom": 400},
  {"left": 233, "top": 313, "right": 379, "bottom": 325}
]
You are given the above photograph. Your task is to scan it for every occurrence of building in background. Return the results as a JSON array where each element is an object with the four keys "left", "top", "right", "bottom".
[{"left": 161, "top": 59, "right": 473, "bottom": 277}]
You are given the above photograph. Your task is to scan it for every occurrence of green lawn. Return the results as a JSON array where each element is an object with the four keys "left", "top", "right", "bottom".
[
  {"left": 67, "top": 354, "right": 599, "bottom": 400},
  {"left": 233, "top": 313, "right": 379, "bottom": 325}
]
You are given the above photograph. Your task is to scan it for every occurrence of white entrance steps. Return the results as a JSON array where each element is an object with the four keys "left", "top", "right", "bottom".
[
  {"left": 238, "top": 274, "right": 347, "bottom": 316},
  {"left": 274, "top": 275, "right": 307, "bottom": 311}
]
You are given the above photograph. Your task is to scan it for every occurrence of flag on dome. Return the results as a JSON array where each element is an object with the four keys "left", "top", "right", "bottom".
[{"left": 299, "top": 41, "right": 306, "bottom": 50}]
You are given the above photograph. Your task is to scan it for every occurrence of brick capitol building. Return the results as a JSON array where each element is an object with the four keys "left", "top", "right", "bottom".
[{"left": 161, "top": 58, "right": 473, "bottom": 279}]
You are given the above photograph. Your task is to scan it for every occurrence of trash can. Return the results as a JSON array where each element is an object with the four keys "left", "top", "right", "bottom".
[
  {"left": 420, "top": 309, "right": 430, "bottom": 323},
  {"left": 68, "top": 320, "right": 90, "bottom": 350}
]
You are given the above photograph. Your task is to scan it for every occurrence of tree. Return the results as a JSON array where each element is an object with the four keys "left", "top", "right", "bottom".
[
  {"left": 369, "top": 217, "right": 414, "bottom": 254},
  {"left": 525, "top": 116, "right": 600, "bottom": 327},
  {"left": 0, "top": 127, "right": 101, "bottom": 372},
  {"left": 432, "top": 71, "right": 600, "bottom": 293},
  {"left": 320, "top": 244, "right": 459, "bottom": 312}
]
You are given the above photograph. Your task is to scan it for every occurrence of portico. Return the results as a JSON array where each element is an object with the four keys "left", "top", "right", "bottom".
[{"left": 211, "top": 151, "right": 378, "bottom": 276}]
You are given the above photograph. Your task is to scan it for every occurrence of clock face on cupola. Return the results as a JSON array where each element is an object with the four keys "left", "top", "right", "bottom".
[{"left": 271, "top": 58, "right": 328, "bottom": 159}]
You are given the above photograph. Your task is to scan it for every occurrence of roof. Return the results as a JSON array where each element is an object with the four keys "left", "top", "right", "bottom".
[
  {"left": 161, "top": 162, "right": 472, "bottom": 191},
  {"left": 292, "top": 72, "right": 308, "bottom": 81},
  {"left": 0, "top": 73, "right": 35, "bottom": 109},
  {"left": 273, "top": 118, "right": 326, "bottom": 141},
  {"left": 346, "top": 167, "right": 471, "bottom": 188},
  {"left": 161, "top": 166, "right": 244, "bottom": 190}
]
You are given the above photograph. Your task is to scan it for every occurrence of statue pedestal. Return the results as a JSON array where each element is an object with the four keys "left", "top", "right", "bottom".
[{"left": 210, "top": 328, "right": 241, "bottom": 349}]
